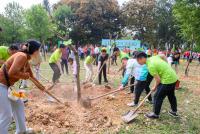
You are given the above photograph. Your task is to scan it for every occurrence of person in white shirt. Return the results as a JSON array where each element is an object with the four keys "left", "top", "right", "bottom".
[{"left": 94, "top": 45, "right": 100, "bottom": 66}]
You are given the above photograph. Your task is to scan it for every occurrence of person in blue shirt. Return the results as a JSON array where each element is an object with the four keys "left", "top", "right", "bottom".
[{"left": 119, "top": 56, "right": 153, "bottom": 107}]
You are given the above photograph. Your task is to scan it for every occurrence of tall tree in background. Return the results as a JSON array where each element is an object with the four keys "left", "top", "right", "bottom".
[
  {"left": 122, "top": 0, "right": 157, "bottom": 47},
  {"left": 173, "top": 0, "right": 200, "bottom": 48},
  {"left": 155, "top": 0, "right": 182, "bottom": 49},
  {"left": 53, "top": 5, "right": 73, "bottom": 38},
  {"left": 3, "top": 2, "right": 26, "bottom": 43},
  {"left": 25, "top": 5, "right": 52, "bottom": 60},
  {"left": 56, "top": 0, "right": 124, "bottom": 44},
  {"left": 25, "top": 5, "right": 52, "bottom": 43}
]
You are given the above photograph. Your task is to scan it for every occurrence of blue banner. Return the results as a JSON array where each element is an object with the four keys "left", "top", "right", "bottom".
[{"left": 101, "top": 39, "right": 141, "bottom": 50}]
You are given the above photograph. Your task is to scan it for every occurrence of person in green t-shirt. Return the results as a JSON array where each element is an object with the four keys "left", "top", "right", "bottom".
[
  {"left": 0, "top": 45, "right": 19, "bottom": 67},
  {"left": 113, "top": 47, "right": 130, "bottom": 76},
  {"left": 49, "top": 44, "right": 66, "bottom": 83},
  {"left": 136, "top": 52, "right": 179, "bottom": 119},
  {"left": 84, "top": 54, "right": 96, "bottom": 82}
]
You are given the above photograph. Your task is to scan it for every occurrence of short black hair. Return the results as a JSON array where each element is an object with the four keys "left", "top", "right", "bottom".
[
  {"left": 113, "top": 47, "right": 119, "bottom": 52},
  {"left": 9, "top": 44, "right": 19, "bottom": 51},
  {"left": 136, "top": 52, "right": 147, "bottom": 59},
  {"left": 59, "top": 44, "right": 66, "bottom": 48}
]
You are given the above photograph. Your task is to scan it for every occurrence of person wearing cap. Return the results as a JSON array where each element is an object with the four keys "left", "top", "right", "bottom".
[
  {"left": 84, "top": 54, "right": 96, "bottom": 82},
  {"left": 49, "top": 44, "right": 66, "bottom": 83},
  {"left": 136, "top": 52, "right": 179, "bottom": 119},
  {"left": 118, "top": 55, "right": 153, "bottom": 106},
  {"left": 0, "top": 45, "right": 19, "bottom": 67},
  {"left": 0, "top": 40, "right": 45, "bottom": 134},
  {"left": 98, "top": 48, "right": 109, "bottom": 84}
]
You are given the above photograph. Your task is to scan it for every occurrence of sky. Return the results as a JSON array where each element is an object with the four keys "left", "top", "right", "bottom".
[{"left": 0, "top": 0, "right": 129, "bottom": 14}]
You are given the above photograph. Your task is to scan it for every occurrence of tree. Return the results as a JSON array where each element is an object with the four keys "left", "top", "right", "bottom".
[
  {"left": 155, "top": 0, "right": 183, "bottom": 49},
  {"left": 55, "top": 0, "right": 124, "bottom": 44},
  {"left": 173, "top": 0, "right": 200, "bottom": 48},
  {"left": 25, "top": 5, "right": 52, "bottom": 43},
  {"left": 2, "top": 2, "right": 26, "bottom": 43},
  {"left": 52, "top": 5, "right": 73, "bottom": 37},
  {"left": 122, "top": 0, "right": 157, "bottom": 47}
]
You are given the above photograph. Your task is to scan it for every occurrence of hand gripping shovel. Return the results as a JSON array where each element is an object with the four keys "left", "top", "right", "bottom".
[
  {"left": 29, "top": 77, "right": 63, "bottom": 104},
  {"left": 80, "top": 84, "right": 135, "bottom": 108},
  {"left": 121, "top": 90, "right": 153, "bottom": 123}
]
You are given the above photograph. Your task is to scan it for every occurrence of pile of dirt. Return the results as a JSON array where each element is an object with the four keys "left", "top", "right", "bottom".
[{"left": 25, "top": 84, "right": 133, "bottom": 133}]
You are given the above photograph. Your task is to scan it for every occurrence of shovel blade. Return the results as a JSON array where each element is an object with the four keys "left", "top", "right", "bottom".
[{"left": 121, "top": 110, "right": 138, "bottom": 123}]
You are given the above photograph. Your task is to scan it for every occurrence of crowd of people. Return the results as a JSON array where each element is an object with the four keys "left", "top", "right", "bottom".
[{"left": 0, "top": 39, "right": 200, "bottom": 133}]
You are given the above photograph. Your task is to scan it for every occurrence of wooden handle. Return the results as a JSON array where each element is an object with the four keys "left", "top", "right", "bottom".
[
  {"left": 91, "top": 84, "right": 135, "bottom": 100},
  {"left": 29, "top": 77, "right": 45, "bottom": 90},
  {"left": 29, "top": 77, "right": 62, "bottom": 104},
  {"left": 132, "top": 90, "right": 153, "bottom": 113},
  {"left": 92, "top": 61, "right": 107, "bottom": 83}
]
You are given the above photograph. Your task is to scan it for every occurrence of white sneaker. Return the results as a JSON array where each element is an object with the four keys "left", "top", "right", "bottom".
[
  {"left": 127, "top": 102, "right": 138, "bottom": 107},
  {"left": 26, "top": 128, "right": 35, "bottom": 134}
]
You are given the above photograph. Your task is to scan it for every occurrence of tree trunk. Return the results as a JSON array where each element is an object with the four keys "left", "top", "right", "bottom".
[{"left": 69, "top": 45, "right": 81, "bottom": 101}]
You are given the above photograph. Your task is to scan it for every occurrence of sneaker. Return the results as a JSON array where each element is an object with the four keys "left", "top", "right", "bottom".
[
  {"left": 127, "top": 102, "right": 138, "bottom": 107},
  {"left": 145, "top": 112, "right": 159, "bottom": 119},
  {"left": 168, "top": 111, "right": 179, "bottom": 118},
  {"left": 25, "top": 128, "right": 35, "bottom": 134}
]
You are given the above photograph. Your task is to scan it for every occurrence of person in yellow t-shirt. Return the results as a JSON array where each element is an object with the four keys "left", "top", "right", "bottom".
[
  {"left": 84, "top": 54, "right": 96, "bottom": 82},
  {"left": 49, "top": 44, "right": 66, "bottom": 83},
  {"left": 0, "top": 45, "right": 19, "bottom": 67}
]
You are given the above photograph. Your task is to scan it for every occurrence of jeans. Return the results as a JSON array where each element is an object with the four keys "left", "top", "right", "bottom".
[
  {"left": 98, "top": 64, "right": 108, "bottom": 84},
  {"left": 0, "top": 84, "right": 26, "bottom": 134},
  {"left": 134, "top": 80, "right": 152, "bottom": 104},
  {"left": 61, "top": 59, "right": 68, "bottom": 74},
  {"left": 49, "top": 63, "right": 61, "bottom": 83},
  {"left": 153, "top": 82, "right": 177, "bottom": 115}
]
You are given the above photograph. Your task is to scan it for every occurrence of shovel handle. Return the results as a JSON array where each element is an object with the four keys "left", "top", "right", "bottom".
[
  {"left": 29, "top": 77, "right": 62, "bottom": 104},
  {"left": 131, "top": 90, "right": 153, "bottom": 113},
  {"left": 91, "top": 84, "right": 135, "bottom": 100},
  {"left": 92, "top": 61, "right": 107, "bottom": 83}
]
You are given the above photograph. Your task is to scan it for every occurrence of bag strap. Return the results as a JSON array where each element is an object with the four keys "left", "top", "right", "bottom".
[{"left": 2, "top": 64, "right": 10, "bottom": 87}]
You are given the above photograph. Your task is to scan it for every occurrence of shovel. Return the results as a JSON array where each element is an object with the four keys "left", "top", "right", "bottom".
[
  {"left": 80, "top": 84, "right": 135, "bottom": 108},
  {"left": 121, "top": 90, "right": 153, "bottom": 123},
  {"left": 29, "top": 77, "right": 63, "bottom": 104},
  {"left": 84, "top": 61, "right": 107, "bottom": 89}
]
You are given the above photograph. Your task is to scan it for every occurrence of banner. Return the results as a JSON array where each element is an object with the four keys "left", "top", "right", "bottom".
[{"left": 101, "top": 39, "right": 141, "bottom": 50}]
